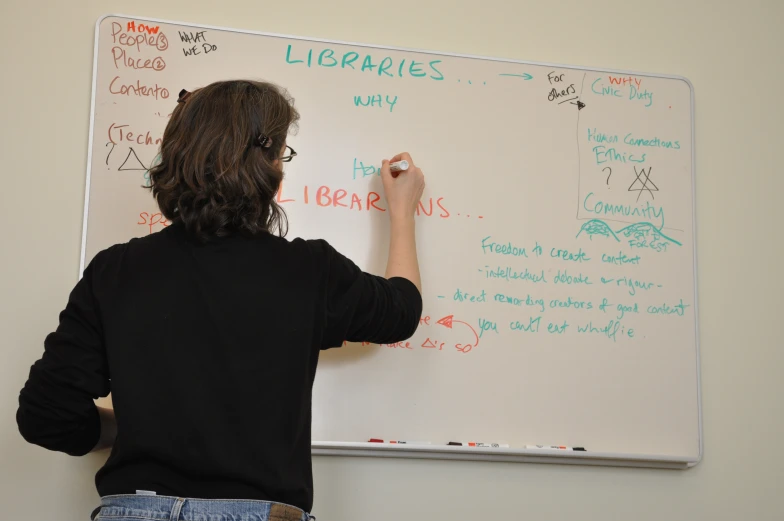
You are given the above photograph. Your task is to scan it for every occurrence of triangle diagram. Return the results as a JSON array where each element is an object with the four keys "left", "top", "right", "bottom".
[
  {"left": 628, "top": 177, "right": 659, "bottom": 192},
  {"left": 421, "top": 338, "right": 438, "bottom": 348},
  {"left": 119, "top": 148, "right": 148, "bottom": 171},
  {"left": 436, "top": 315, "right": 454, "bottom": 329}
]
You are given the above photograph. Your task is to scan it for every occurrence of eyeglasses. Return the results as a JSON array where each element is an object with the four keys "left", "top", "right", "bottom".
[{"left": 280, "top": 145, "right": 297, "bottom": 163}]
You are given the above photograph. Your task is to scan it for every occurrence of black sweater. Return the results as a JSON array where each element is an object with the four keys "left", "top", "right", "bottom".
[{"left": 17, "top": 222, "right": 422, "bottom": 512}]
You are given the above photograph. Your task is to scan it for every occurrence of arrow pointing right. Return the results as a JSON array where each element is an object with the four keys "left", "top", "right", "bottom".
[{"left": 498, "top": 73, "right": 533, "bottom": 80}]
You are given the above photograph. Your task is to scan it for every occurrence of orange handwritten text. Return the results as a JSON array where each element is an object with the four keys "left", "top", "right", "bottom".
[
  {"left": 126, "top": 21, "right": 160, "bottom": 35},
  {"left": 109, "top": 76, "right": 169, "bottom": 100},
  {"left": 109, "top": 123, "right": 162, "bottom": 146},
  {"left": 138, "top": 212, "right": 169, "bottom": 235}
]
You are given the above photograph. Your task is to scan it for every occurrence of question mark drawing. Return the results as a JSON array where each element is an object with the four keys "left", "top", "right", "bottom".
[
  {"left": 603, "top": 166, "right": 612, "bottom": 186},
  {"left": 105, "top": 142, "right": 115, "bottom": 167}
]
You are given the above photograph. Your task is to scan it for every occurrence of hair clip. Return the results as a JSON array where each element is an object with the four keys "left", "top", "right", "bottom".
[
  {"left": 257, "top": 134, "right": 272, "bottom": 148},
  {"left": 177, "top": 89, "right": 192, "bottom": 103}
]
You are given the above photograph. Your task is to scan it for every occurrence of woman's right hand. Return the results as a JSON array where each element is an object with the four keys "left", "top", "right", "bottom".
[{"left": 381, "top": 152, "right": 425, "bottom": 219}]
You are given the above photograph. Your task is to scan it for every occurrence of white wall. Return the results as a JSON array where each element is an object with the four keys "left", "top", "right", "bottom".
[{"left": 1, "top": 1, "right": 782, "bottom": 519}]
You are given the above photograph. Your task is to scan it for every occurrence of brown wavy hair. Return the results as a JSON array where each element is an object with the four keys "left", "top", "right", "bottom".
[{"left": 148, "top": 80, "right": 299, "bottom": 240}]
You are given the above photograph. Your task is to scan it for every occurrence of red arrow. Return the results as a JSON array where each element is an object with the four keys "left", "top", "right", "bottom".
[{"left": 436, "top": 315, "right": 479, "bottom": 348}]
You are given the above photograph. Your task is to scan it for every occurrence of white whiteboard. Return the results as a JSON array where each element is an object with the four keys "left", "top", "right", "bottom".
[{"left": 83, "top": 14, "right": 701, "bottom": 468}]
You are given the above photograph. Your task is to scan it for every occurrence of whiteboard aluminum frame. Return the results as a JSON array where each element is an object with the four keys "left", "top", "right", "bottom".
[
  {"left": 313, "top": 442, "right": 695, "bottom": 469},
  {"left": 82, "top": 13, "right": 702, "bottom": 469}
]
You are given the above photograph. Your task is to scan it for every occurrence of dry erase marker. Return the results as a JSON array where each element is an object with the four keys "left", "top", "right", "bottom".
[
  {"left": 448, "top": 442, "right": 509, "bottom": 448},
  {"left": 369, "top": 439, "right": 431, "bottom": 445},
  {"left": 389, "top": 160, "right": 409, "bottom": 172},
  {"left": 525, "top": 445, "right": 586, "bottom": 451}
]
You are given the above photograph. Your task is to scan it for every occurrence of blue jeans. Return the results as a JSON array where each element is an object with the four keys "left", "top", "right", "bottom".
[{"left": 90, "top": 494, "right": 314, "bottom": 521}]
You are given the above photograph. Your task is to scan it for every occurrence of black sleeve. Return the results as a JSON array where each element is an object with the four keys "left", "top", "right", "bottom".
[
  {"left": 313, "top": 240, "right": 423, "bottom": 349},
  {"left": 16, "top": 254, "right": 111, "bottom": 456}
]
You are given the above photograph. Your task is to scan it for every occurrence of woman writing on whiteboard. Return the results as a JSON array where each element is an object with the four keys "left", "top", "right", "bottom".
[{"left": 17, "top": 80, "right": 424, "bottom": 521}]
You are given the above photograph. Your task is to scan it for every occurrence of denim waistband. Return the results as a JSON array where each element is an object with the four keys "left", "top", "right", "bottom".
[{"left": 91, "top": 494, "right": 313, "bottom": 521}]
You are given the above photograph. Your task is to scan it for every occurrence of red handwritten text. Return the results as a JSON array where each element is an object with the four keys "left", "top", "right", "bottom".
[
  {"left": 126, "top": 21, "right": 160, "bottom": 35},
  {"left": 276, "top": 183, "right": 451, "bottom": 218},
  {"left": 138, "top": 212, "right": 169, "bottom": 235},
  {"left": 608, "top": 75, "right": 643, "bottom": 88},
  {"left": 382, "top": 342, "right": 413, "bottom": 349},
  {"left": 338, "top": 313, "right": 479, "bottom": 354}
]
